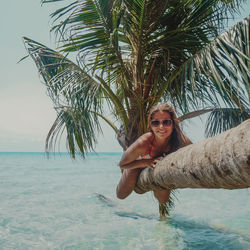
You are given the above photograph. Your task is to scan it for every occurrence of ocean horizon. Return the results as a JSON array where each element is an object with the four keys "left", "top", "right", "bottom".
[{"left": 0, "top": 152, "right": 249, "bottom": 249}]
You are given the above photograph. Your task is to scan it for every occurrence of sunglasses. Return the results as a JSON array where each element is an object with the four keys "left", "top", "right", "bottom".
[{"left": 151, "top": 119, "right": 172, "bottom": 127}]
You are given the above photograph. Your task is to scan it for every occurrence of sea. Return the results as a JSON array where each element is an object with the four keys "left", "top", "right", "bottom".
[{"left": 0, "top": 152, "right": 249, "bottom": 250}]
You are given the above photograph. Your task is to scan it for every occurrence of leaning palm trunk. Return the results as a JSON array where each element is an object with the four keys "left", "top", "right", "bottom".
[{"left": 134, "top": 119, "right": 250, "bottom": 194}]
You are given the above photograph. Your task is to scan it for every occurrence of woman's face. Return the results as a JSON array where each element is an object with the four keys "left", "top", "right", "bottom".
[{"left": 150, "top": 111, "right": 173, "bottom": 140}]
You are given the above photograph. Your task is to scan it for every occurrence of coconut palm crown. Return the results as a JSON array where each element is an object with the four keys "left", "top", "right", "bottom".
[{"left": 23, "top": 0, "right": 250, "bottom": 157}]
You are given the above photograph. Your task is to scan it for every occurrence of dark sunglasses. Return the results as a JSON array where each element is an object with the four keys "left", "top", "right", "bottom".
[{"left": 151, "top": 119, "right": 172, "bottom": 127}]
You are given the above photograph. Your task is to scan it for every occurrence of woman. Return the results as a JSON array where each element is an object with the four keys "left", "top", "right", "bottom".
[{"left": 116, "top": 103, "right": 191, "bottom": 213}]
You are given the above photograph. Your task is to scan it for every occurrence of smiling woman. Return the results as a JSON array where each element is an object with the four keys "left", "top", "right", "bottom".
[
  {"left": 116, "top": 103, "right": 192, "bottom": 217},
  {"left": 150, "top": 112, "right": 174, "bottom": 142}
]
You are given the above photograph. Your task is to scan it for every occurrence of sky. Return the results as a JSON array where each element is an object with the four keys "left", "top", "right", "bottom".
[{"left": 0, "top": 1, "right": 249, "bottom": 152}]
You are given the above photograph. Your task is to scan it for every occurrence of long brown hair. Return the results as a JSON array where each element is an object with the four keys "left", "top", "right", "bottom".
[{"left": 147, "top": 103, "right": 191, "bottom": 153}]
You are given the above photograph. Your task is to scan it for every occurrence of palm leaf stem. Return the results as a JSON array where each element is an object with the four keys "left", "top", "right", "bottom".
[
  {"left": 89, "top": 110, "right": 119, "bottom": 134},
  {"left": 135, "top": 0, "right": 147, "bottom": 91},
  {"left": 143, "top": 57, "right": 156, "bottom": 100},
  {"left": 95, "top": 75, "right": 129, "bottom": 129},
  {"left": 53, "top": 105, "right": 119, "bottom": 134},
  {"left": 93, "top": 0, "right": 132, "bottom": 85},
  {"left": 114, "top": 48, "right": 132, "bottom": 88},
  {"left": 178, "top": 108, "right": 215, "bottom": 122}
]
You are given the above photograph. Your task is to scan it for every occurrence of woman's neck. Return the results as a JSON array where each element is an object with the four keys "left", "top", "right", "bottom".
[{"left": 153, "top": 136, "right": 171, "bottom": 150}]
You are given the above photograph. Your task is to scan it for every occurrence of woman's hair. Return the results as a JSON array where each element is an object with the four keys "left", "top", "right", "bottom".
[{"left": 147, "top": 103, "right": 191, "bottom": 153}]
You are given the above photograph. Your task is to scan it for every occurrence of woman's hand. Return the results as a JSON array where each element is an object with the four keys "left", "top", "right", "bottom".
[
  {"left": 120, "top": 158, "right": 155, "bottom": 170},
  {"left": 119, "top": 156, "right": 164, "bottom": 170},
  {"left": 148, "top": 157, "right": 163, "bottom": 170}
]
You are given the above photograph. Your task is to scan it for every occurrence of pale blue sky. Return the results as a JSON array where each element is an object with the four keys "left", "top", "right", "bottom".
[{"left": 0, "top": 0, "right": 249, "bottom": 152}]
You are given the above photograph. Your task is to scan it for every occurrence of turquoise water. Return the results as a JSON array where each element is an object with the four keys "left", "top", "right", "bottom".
[{"left": 0, "top": 152, "right": 249, "bottom": 249}]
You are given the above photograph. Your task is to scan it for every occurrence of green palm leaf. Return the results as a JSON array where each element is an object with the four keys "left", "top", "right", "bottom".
[
  {"left": 46, "top": 107, "right": 99, "bottom": 157},
  {"left": 23, "top": 37, "right": 107, "bottom": 157},
  {"left": 156, "top": 16, "right": 250, "bottom": 114},
  {"left": 205, "top": 108, "right": 250, "bottom": 137}
]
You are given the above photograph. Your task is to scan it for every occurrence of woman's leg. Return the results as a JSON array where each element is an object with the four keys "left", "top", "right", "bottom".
[
  {"left": 116, "top": 169, "right": 142, "bottom": 199},
  {"left": 153, "top": 189, "right": 171, "bottom": 204}
]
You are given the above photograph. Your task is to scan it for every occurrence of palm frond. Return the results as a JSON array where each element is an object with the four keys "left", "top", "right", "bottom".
[
  {"left": 23, "top": 37, "right": 105, "bottom": 157},
  {"left": 156, "top": 16, "right": 250, "bottom": 113},
  {"left": 23, "top": 37, "right": 104, "bottom": 107},
  {"left": 205, "top": 107, "right": 250, "bottom": 137},
  {"left": 45, "top": 0, "right": 129, "bottom": 79},
  {"left": 46, "top": 107, "right": 100, "bottom": 158}
]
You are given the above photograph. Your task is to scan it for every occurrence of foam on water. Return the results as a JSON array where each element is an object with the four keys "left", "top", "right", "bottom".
[{"left": 0, "top": 152, "right": 249, "bottom": 249}]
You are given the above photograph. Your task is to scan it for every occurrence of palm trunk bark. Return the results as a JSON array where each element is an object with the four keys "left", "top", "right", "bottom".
[{"left": 134, "top": 119, "right": 250, "bottom": 193}]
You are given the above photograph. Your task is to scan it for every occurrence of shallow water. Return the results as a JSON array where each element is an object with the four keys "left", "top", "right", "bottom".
[{"left": 0, "top": 152, "right": 249, "bottom": 249}]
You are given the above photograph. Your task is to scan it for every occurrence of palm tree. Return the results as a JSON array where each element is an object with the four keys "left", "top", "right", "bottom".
[
  {"left": 24, "top": 0, "right": 249, "bottom": 156},
  {"left": 23, "top": 0, "right": 250, "bottom": 214}
]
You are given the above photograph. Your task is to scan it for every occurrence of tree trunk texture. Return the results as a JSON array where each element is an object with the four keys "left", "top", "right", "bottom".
[{"left": 134, "top": 119, "right": 250, "bottom": 193}]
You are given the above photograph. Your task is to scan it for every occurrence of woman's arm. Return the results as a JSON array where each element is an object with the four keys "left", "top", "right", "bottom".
[
  {"left": 119, "top": 132, "right": 154, "bottom": 169},
  {"left": 116, "top": 132, "right": 154, "bottom": 199},
  {"left": 120, "top": 158, "right": 155, "bottom": 170}
]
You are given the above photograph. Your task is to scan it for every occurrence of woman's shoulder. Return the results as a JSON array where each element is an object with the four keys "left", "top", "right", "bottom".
[
  {"left": 137, "top": 132, "right": 154, "bottom": 145},
  {"left": 132, "top": 132, "right": 153, "bottom": 151},
  {"left": 130, "top": 132, "right": 153, "bottom": 155},
  {"left": 121, "top": 132, "right": 153, "bottom": 160}
]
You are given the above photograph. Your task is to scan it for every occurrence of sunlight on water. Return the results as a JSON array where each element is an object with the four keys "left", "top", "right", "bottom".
[{"left": 0, "top": 153, "right": 249, "bottom": 249}]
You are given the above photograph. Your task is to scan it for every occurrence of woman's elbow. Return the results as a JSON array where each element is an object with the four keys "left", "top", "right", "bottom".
[
  {"left": 116, "top": 186, "right": 129, "bottom": 200},
  {"left": 119, "top": 159, "right": 126, "bottom": 168},
  {"left": 116, "top": 192, "right": 127, "bottom": 200}
]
